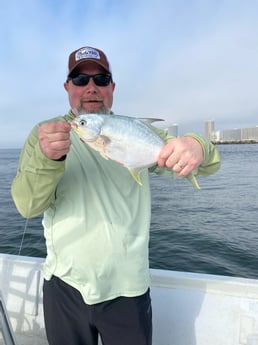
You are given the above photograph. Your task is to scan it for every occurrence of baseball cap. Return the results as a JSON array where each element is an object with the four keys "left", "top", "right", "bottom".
[{"left": 67, "top": 46, "right": 112, "bottom": 77}]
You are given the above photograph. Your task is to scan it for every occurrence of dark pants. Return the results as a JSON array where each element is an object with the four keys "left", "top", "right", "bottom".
[{"left": 43, "top": 276, "right": 152, "bottom": 345}]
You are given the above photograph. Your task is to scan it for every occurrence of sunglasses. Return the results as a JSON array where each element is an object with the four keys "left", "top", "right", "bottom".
[{"left": 67, "top": 73, "right": 112, "bottom": 87}]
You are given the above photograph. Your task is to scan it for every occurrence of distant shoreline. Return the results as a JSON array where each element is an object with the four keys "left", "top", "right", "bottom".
[{"left": 212, "top": 140, "right": 258, "bottom": 145}]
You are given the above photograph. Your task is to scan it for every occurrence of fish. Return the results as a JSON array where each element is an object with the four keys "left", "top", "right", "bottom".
[{"left": 70, "top": 113, "right": 200, "bottom": 189}]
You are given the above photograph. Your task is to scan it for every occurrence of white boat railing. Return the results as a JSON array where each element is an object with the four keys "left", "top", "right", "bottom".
[
  {"left": 0, "top": 293, "right": 17, "bottom": 345},
  {"left": 1, "top": 253, "right": 258, "bottom": 345}
]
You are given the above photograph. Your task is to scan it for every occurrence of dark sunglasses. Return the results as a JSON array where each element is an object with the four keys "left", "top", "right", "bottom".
[{"left": 67, "top": 73, "right": 112, "bottom": 87}]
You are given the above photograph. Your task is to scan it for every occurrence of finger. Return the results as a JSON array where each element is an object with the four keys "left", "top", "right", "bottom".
[
  {"left": 176, "top": 162, "right": 184, "bottom": 169},
  {"left": 40, "top": 139, "right": 71, "bottom": 160},
  {"left": 39, "top": 131, "right": 70, "bottom": 144},
  {"left": 40, "top": 121, "right": 71, "bottom": 134},
  {"left": 48, "top": 137, "right": 71, "bottom": 149},
  {"left": 54, "top": 121, "right": 71, "bottom": 132},
  {"left": 48, "top": 131, "right": 71, "bottom": 142},
  {"left": 157, "top": 144, "right": 176, "bottom": 167},
  {"left": 39, "top": 123, "right": 71, "bottom": 142},
  {"left": 172, "top": 162, "right": 185, "bottom": 175}
]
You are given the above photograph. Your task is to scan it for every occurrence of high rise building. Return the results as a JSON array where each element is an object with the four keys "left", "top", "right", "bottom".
[
  {"left": 205, "top": 120, "right": 215, "bottom": 140},
  {"left": 167, "top": 124, "right": 179, "bottom": 137}
]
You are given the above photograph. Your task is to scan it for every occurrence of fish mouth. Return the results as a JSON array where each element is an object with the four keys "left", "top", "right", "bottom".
[{"left": 70, "top": 121, "right": 85, "bottom": 137}]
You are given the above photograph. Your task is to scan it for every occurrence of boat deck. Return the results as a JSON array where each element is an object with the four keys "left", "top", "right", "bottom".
[{"left": 1, "top": 254, "right": 258, "bottom": 345}]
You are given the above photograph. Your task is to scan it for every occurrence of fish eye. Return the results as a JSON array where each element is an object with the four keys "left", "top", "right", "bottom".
[{"left": 80, "top": 120, "right": 87, "bottom": 126}]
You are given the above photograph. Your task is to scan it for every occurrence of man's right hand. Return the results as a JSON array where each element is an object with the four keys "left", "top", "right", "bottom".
[{"left": 38, "top": 122, "right": 71, "bottom": 160}]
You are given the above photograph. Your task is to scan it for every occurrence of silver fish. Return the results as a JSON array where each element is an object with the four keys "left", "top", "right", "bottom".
[{"left": 70, "top": 113, "right": 200, "bottom": 188}]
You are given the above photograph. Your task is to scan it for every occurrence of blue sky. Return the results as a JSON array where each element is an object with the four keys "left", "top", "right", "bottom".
[{"left": 1, "top": 0, "right": 258, "bottom": 148}]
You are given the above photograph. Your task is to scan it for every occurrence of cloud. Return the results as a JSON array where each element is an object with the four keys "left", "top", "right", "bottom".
[{"left": 1, "top": 0, "right": 258, "bottom": 147}]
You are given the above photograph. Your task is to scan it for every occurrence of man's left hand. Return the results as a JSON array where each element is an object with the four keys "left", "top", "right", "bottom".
[{"left": 157, "top": 136, "right": 204, "bottom": 176}]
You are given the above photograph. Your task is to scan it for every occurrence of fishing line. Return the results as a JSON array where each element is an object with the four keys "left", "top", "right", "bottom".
[
  {"left": 18, "top": 218, "right": 29, "bottom": 256},
  {"left": 16, "top": 158, "right": 40, "bottom": 256}
]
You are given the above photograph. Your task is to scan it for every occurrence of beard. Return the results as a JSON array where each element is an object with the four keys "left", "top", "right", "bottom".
[{"left": 77, "top": 100, "right": 111, "bottom": 115}]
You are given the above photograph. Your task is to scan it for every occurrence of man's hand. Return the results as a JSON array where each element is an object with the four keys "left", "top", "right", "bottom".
[
  {"left": 157, "top": 136, "right": 204, "bottom": 176},
  {"left": 39, "top": 122, "right": 71, "bottom": 160}
]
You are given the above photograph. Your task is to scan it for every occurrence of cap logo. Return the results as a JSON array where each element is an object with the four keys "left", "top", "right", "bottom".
[{"left": 75, "top": 47, "right": 100, "bottom": 61}]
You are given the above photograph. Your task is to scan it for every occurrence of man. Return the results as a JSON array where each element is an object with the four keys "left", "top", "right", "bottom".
[{"left": 12, "top": 46, "right": 220, "bottom": 345}]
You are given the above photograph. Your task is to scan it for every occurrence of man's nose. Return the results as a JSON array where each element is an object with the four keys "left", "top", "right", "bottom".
[{"left": 84, "top": 78, "right": 98, "bottom": 92}]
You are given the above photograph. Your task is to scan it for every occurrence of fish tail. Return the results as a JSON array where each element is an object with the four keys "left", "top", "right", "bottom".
[
  {"left": 186, "top": 172, "right": 201, "bottom": 189},
  {"left": 128, "top": 168, "right": 143, "bottom": 186}
]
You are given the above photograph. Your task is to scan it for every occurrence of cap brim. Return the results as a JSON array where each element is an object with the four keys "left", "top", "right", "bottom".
[{"left": 68, "top": 59, "right": 111, "bottom": 77}]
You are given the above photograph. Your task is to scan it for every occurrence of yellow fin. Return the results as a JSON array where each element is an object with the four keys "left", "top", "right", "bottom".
[
  {"left": 186, "top": 172, "right": 201, "bottom": 189},
  {"left": 128, "top": 168, "right": 143, "bottom": 186}
]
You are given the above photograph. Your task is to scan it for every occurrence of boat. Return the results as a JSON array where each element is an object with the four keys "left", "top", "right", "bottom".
[{"left": 1, "top": 253, "right": 258, "bottom": 345}]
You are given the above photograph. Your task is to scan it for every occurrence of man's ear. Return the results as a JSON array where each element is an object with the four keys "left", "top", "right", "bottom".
[{"left": 64, "top": 82, "right": 69, "bottom": 92}]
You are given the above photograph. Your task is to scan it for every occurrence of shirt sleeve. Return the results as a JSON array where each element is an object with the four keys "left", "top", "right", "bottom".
[{"left": 11, "top": 121, "right": 66, "bottom": 218}]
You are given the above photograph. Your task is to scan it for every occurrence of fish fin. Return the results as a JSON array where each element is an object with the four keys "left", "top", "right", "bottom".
[
  {"left": 139, "top": 118, "right": 164, "bottom": 124},
  {"left": 186, "top": 172, "right": 201, "bottom": 189},
  {"left": 128, "top": 168, "right": 143, "bottom": 186}
]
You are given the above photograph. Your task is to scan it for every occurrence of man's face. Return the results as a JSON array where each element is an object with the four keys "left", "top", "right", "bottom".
[{"left": 64, "top": 61, "right": 115, "bottom": 114}]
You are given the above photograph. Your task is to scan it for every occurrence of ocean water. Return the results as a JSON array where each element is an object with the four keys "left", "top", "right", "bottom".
[{"left": 0, "top": 145, "right": 257, "bottom": 279}]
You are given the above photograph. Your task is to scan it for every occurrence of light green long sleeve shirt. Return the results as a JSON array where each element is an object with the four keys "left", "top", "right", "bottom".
[{"left": 11, "top": 113, "right": 220, "bottom": 304}]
